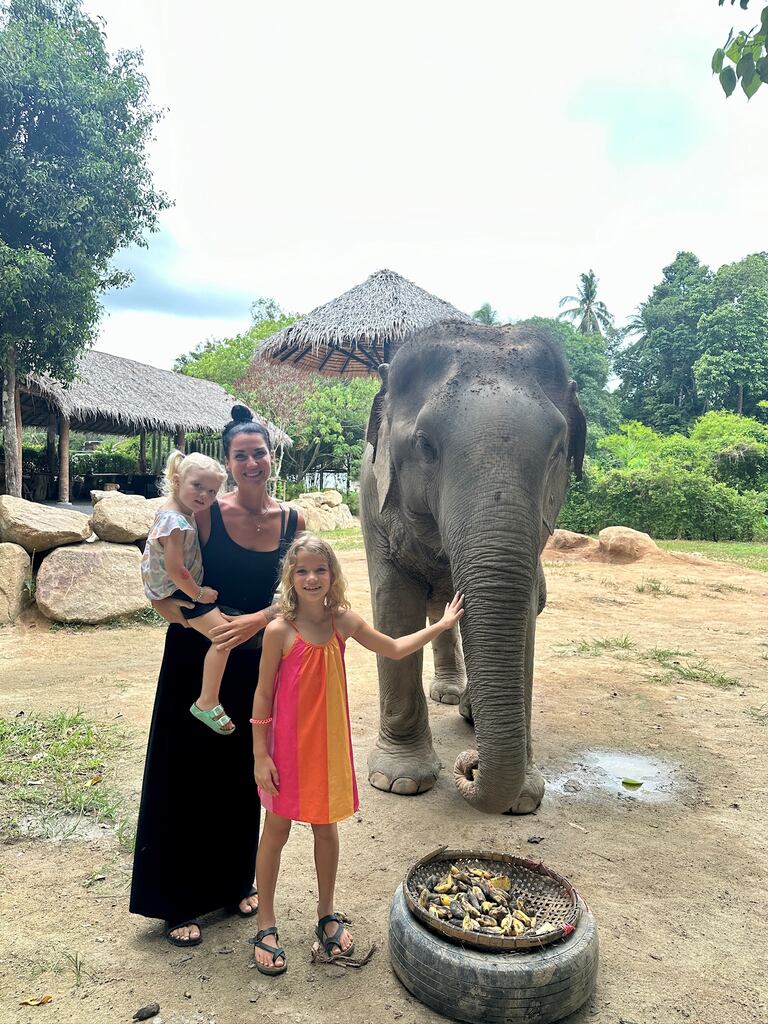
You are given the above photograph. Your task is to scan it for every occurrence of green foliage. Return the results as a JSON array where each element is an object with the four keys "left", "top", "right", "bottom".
[
  {"left": 689, "top": 410, "right": 768, "bottom": 491},
  {"left": 0, "top": 0, "right": 168, "bottom": 377},
  {"left": 714, "top": 2, "right": 768, "bottom": 99},
  {"left": 175, "top": 300, "right": 297, "bottom": 391},
  {"left": 472, "top": 302, "right": 500, "bottom": 325},
  {"left": 558, "top": 269, "right": 613, "bottom": 337},
  {"left": 559, "top": 460, "right": 765, "bottom": 540}
]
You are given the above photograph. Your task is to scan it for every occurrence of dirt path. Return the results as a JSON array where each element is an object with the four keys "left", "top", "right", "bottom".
[{"left": 1, "top": 547, "right": 767, "bottom": 1024}]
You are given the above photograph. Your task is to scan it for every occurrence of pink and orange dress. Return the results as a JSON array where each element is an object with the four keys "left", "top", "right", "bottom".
[{"left": 260, "top": 618, "right": 359, "bottom": 825}]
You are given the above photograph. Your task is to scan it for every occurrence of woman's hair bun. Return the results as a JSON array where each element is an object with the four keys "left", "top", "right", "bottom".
[{"left": 231, "top": 404, "right": 253, "bottom": 423}]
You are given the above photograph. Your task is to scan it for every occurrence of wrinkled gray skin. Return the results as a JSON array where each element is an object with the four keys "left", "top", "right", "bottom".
[{"left": 359, "top": 321, "right": 586, "bottom": 815}]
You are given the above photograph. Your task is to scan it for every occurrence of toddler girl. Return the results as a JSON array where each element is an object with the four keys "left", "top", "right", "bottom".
[
  {"left": 249, "top": 532, "right": 463, "bottom": 975},
  {"left": 141, "top": 450, "right": 236, "bottom": 734}
]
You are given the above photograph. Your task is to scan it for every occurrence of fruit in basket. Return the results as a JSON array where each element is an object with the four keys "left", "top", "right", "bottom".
[
  {"left": 535, "top": 922, "right": 556, "bottom": 935},
  {"left": 489, "top": 875, "right": 511, "bottom": 891},
  {"left": 434, "top": 876, "right": 454, "bottom": 894}
]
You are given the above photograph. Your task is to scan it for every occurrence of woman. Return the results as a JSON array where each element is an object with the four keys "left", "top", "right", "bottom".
[{"left": 130, "top": 405, "right": 305, "bottom": 946}]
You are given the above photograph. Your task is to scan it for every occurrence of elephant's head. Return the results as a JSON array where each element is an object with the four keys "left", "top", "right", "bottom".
[{"left": 367, "top": 320, "right": 585, "bottom": 813}]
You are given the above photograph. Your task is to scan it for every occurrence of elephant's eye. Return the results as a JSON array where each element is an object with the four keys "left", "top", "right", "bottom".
[{"left": 414, "top": 430, "right": 437, "bottom": 462}]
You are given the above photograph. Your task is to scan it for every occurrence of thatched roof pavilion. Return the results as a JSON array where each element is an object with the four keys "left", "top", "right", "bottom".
[
  {"left": 257, "top": 269, "right": 473, "bottom": 375},
  {"left": 17, "top": 349, "right": 286, "bottom": 502}
]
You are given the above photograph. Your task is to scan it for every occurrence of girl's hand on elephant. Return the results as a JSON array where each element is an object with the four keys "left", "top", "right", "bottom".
[{"left": 437, "top": 592, "right": 464, "bottom": 631}]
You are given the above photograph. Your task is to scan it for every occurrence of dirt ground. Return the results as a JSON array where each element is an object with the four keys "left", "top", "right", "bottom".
[{"left": 1, "top": 543, "right": 767, "bottom": 1024}]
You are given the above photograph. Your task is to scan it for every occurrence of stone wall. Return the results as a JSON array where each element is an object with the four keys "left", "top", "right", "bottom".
[{"left": 0, "top": 490, "right": 356, "bottom": 625}]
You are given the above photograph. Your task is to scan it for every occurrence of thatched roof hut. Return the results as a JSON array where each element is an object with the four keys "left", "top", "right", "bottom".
[
  {"left": 17, "top": 349, "right": 288, "bottom": 503},
  {"left": 257, "top": 269, "right": 473, "bottom": 375}
]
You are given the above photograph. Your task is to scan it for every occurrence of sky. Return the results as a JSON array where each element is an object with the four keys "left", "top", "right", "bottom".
[{"left": 83, "top": 0, "right": 768, "bottom": 370}]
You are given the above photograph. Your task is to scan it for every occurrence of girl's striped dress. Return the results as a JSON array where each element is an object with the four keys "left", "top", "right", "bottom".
[{"left": 260, "top": 618, "right": 359, "bottom": 824}]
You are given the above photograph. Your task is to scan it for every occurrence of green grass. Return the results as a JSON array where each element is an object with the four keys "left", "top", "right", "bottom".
[
  {"left": 635, "top": 577, "right": 687, "bottom": 598},
  {"left": 324, "top": 526, "right": 364, "bottom": 551},
  {"left": 574, "top": 635, "right": 636, "bottom": 655},
  {"left": 656, "top": 540, "right": 768, "bottom": 573},
  {"left": 49, "top": 606, "right": 166, "bottom": 632},
  {"left": 0, "top": 709, "right": 130, "bottom": 843},
  {"left": 642, "top": 646, "right": 693, "bottom": 663}
]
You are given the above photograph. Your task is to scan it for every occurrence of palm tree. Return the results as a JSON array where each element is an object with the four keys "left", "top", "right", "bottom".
[
  {"left": 558, "top": 270, "right": 613, "bottom": 336},
  {"left": 472, "top": 302, "right": 500, "bottom": 325}
]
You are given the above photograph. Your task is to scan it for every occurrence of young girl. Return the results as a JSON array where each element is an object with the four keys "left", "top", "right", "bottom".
[
  {"left": 249, "top": 533, "right": 464, "bottom": 975},
  {"left": 141, "top": 450, "right": 237, "bottom": 734}
]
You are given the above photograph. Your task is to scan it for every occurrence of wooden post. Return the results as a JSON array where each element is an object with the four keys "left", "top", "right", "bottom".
[
  {"left": 58, "top": 415, "right": 70, "bottom": 503},
  {"left": 150, "top": 431, "right": 158, "bottom": 475},
  {"left": 1, "top": 353, "right": 22, "bottom": 496},
  {"left": 174, "top": 428, "right": 185, "bottom": 452},
  {"left": 46, "top": 412, "right": 57, "bottom": 498},
  {"left": 138, "top": 429, "right": 147, "bottom": 474}
]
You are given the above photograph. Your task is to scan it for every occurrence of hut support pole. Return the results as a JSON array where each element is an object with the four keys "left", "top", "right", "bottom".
[
  {"left": 1, "top": 353, "right": 22, "bottom": 497},
  {"left": 46, "top": 412, "right": 57, "bottom": 498},
  {"left": 150, "top": 432, "right": 158, "bottom": 475},
  {"left": 174, "top": 428, "right": 185, "bottom": 452},
  {"left": 58, "top": 415, "right": 70, "bottom": 503},
  {"left": 138, "top": 429, "right": 147, "bottom": 474}
]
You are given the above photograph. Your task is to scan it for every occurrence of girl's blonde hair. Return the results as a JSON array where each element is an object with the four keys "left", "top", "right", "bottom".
[
  {"left": 162, "top": 450, "right": 227, "bottom": 497},
  {"left": 279, "top": 532, "right": 351, "bottom": 620}
]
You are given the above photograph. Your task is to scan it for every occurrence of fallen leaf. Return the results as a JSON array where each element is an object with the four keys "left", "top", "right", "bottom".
[
  {"left": 20, "top": 995, "right": 53, "bottom": 1006},
  {"left": 132, "top": 1002, "right": 160, "bottom": 1020},
  {"left": 621, "top": 778, "right": 643, "bottom": 789},
  {"left": 85, "top": 774, "right": 102, "bottom": 787},
  {"left": 527, "top": 835, "right": 544, "bottom": 844}
]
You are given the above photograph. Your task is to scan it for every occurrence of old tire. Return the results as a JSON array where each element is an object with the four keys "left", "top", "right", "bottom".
[{"left": 389, "top": 885, "right": 598, "bottom": 1024}]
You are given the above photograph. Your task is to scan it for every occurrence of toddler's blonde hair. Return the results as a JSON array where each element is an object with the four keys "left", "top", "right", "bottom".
[
  {"left": 279, "top": 533, "right": 350, "bottom": 620},
  {"left": 162, "top": 450, "right": 227, "bottom": 497}
]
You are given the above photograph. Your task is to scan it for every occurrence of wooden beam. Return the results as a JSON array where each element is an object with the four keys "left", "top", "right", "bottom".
[
  {"left": 58, "top": 415, "right": 70, "bottom": 503},
  {"left": 138, "top": 429, "right": 147, "bottom": 474}
]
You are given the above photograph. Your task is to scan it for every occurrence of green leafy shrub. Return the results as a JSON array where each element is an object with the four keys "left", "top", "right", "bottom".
[
  {"left": 344, "top": 490, "right": 359, "bottom": 516},
  {"left": 559, "top": 463, "right": 766, "bottom": 541}
]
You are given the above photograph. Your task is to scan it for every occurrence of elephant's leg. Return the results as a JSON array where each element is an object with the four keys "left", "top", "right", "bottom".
[
  {"left": 505, "top": 584, "right": 545, "bottom": 814},
  {"left": 427, "top": 598, "right": 466, "bottom": 705},
  {"left": 367, "top": 565, "right": 439, "bottom": 795}
]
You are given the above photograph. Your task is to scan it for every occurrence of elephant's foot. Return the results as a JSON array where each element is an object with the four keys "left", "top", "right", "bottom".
[
  {"left": 458, "top": 687, "right": 473, "bottom": 723},
  {"left": 368, "top": 741, "right": 441, "bottom": 796},
  {"left": 430, "top": 673, "right": 466, "bottom": 706},
  {"left": 504, "top": 765, "right": 545, "bottom": 815}
]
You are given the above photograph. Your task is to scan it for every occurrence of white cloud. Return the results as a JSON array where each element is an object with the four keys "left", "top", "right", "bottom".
[{"left": 84, "top": 0, "right": 768, "bottom": 364}]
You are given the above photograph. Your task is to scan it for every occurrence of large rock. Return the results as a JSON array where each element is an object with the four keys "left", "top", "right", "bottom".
[
  {"left": 91, "top": 495, "right": 166, "bottom": 543},
  {"left": 0, "top": 495, "right": 91, "bottom": 553},
  {"left": 545, "top": 529, "right": 599, "bottom": 555},
  {"left": 90, "top": 490, "right": 147, "bottom": 506},
  {"left": 35, "top": 541, "right": 147, "bottom": 623},
  {"left": 289, "top": 494, "right": 355, "bottom": 532},
  {"left": 0, "top": 543, "right": 30, "bottom": 624},
  {"left": 598, "top": 526, "right": 659, "bottom": 562}
]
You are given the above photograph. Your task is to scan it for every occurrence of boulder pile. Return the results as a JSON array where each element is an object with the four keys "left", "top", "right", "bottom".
[{"left": 0, "top": 489, "right": 356, "bottom": 625}]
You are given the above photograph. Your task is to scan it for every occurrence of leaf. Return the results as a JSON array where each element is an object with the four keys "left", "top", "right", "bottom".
[
  {"left": 726, "top": 36, "right": 745, "bottom": 63},
  {"left": 736, "top": 53, "right": 756, "bottom": 77},
  {"left": 19, "top": 995, "right": 53, "bottom": 1006},
  {"left": 622, "top": 777, "right": 643, "bottom": 789},
  {"left": 720, "top": 66, "right": 738, "bottom": 96},
  {"left": 85, "top": 773, "right": 102, "bottom": 787},
  {"left": 712, "top": 48, "right": 725, "bottom": 74},
  {"left": 758, "top": 55, "right": 768, "bottom": 82},
  {"left": 742, "top": 70, "right": 762, "bottom": 97},
  {"left": 763, "top": 6, "right": 768, "bottom": 32}
]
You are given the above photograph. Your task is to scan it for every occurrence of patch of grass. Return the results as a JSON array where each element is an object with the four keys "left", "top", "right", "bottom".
[
  {"left": 656, "top": 540, "right": 768, "bottom": 573},
  {"left": 61, "top": 950, "right": 94, "bottom": 987},
  {"left": 49, "top": 606, "right": 166, "bottom": 632},
  {"left": 557, "top": 635, "right": 635, "bottom": 656},
  {"left": 0, "top": 710, "right": 126, "bottom": 842},
  {"left": 706, "top": 581, "right": 746, "bottom": 594},
  {"left": 642, "top": 646, "right": 694, "bottom": 664},
  {"left": 671, "top": 661, "right": 742, "bottom": 688},
  {"left": 635, "top": 577, "right": 687, "bottom": 598},
  {"left": 324, "top": 526, "right": 364, "bottom": 551},
  {"left": 746, "top": 706, "right": 768, "bottom": 725}
]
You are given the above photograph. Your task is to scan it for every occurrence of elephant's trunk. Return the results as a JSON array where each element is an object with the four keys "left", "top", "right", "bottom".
[{"left": 446, "top": 514, "right": 539, "bottom": 815}]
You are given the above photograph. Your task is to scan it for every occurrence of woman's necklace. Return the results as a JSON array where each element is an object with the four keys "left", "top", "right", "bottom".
[{"left": 240, "top": 497, "right": 272, "bottom": 533}]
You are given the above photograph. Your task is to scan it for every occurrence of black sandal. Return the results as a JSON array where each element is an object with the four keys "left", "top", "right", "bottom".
[
  {"left": 165, "top": 919, "right": 202, "bottom": 947},
  {"left": 249, "top": 926, "right": 287, "bottom": 976},
  {"left": 229, "top": 886, "right": 259, "bottom": 918},
  {"left": 315, "top": 913, "right": 354, "bottom": 959}
]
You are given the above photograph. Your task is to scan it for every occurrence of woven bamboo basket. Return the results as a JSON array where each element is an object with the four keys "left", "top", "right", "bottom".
[{"left": 403, "top": 846, "right": 581, "bottom": 952}]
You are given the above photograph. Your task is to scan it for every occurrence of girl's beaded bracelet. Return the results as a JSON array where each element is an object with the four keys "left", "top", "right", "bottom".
[{"left": 249, "top": 716, "right": 273, "bottom": 725}]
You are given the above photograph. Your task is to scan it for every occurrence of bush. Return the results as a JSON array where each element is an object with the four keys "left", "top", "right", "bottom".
[
  {"left": 558, "top": 463, "right": 766, "bottom": 541},
  {"left": 344, "top": 490, "right": 359, "bottom": 516}
]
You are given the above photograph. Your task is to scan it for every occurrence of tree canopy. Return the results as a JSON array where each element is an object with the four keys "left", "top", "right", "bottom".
[
  {"left": 558, "top": 270, "right": 613, "bottom": 337},
  {"left": 713, "top": 1, "right": 768, "bottom": 98},
  {"left": 0, "top": 0, "right": 168, "bottom": 493}
]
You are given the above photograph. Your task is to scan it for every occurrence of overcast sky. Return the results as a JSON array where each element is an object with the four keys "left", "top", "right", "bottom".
[{"left": 84, "top": 1, "right": 768, "bottom": 369}]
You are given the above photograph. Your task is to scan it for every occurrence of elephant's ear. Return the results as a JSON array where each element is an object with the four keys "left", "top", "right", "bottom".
[
  {"left": 366, "top": 363, "right": 389, "bottom": 462},
  {"left": 566, "top": 380, "right": 587, "bottom": 481},
  {"left": 366, "top": 364, "right": 397, "bottom": 511}
]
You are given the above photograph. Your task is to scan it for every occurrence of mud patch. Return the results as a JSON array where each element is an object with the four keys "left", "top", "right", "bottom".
[{"left": 546, "top": 750, "right": 681, "bottom": 803}]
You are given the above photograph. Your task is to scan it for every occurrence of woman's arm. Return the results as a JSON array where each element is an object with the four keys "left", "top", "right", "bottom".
[
  {"left": 208, "top": 604, "right": 280, "bottom": 651},
  {"left": 160, "top": 529, "right": 217, "bottom": 603},
  {"left": 252, "top": 622, "right": 285, "bottom": 796},
  {"left": 344, "top": 593, "right": 464, "bottom": 660}
]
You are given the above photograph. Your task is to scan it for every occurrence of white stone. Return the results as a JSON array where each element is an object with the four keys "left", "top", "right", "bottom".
[
  {"left": 91, "top": 496, "right": 166, "bottom": 544},
  {"left": 90, "top": 490, "right": 147, "bottom": 506},
  {"left": 0, "top": 543, "right": 30, "bottom": 623},
  {"left": 35, "top": 542, "right": 148, "bottom": 623},
  {"left": 598, "top": 526, "right": 659, "bottom": 562},
  {"left": 0, "top": 495, "right": 91, "bottom": 553}
]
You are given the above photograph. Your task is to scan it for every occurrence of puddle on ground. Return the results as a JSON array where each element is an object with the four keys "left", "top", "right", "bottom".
[{"left": 546, "top": 750, "right": 679, "bottom": 803}]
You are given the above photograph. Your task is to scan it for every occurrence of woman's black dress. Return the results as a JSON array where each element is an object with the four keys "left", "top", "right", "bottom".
[{"left": 130, "top": 501, "right": 295, "bottom": 926}]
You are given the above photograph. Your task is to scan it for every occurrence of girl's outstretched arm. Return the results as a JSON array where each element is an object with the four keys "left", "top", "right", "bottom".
[
  {"left": 344, "top": 593, "right": 464, "bottom": 660},
  {"left": 252, "top": 621, "right": 285, "bottom": 796}
]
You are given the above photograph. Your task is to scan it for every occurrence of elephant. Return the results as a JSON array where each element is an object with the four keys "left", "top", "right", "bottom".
[{"left": 359, "top": 319, "right": 586, "bottom": 815}]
